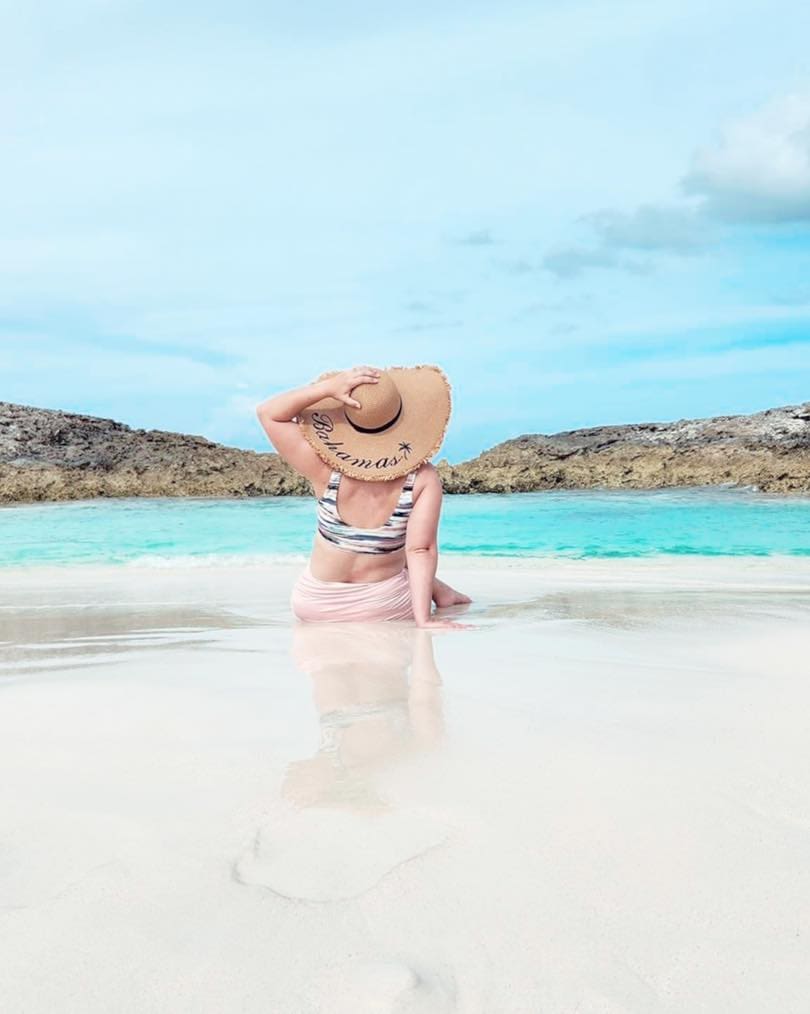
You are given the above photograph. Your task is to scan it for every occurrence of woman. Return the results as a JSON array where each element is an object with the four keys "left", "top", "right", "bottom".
[{"left": 256, "top": 364, "right": 471, "bottom": 629}]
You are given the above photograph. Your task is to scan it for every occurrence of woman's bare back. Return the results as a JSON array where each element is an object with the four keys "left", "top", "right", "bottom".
[{"left": 308, "top": 470, "right": 425, "bottom": 583}]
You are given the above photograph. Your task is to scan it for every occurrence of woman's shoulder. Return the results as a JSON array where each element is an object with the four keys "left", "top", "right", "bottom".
[{"left": 411, "top": 461, "right": 441, "bottom": 494}]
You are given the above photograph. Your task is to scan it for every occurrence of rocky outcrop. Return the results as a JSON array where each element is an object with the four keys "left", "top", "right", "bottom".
[
  {"left": 0, "top": 402, "right": 309, "bottom": 503},
  {"left": 1, "top": 400, "right": 809, "bottom": 503},
  {"left": 436, "top": 402, "right": 810, "bottom": 494}
]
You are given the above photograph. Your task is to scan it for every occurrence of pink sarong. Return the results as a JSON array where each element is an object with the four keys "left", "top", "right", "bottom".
[{"left": 291, "top": 566, "right": 414, "bottom": 623}]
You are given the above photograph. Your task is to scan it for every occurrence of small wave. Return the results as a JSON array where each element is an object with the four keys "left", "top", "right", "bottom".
[{"left": 123, "top": 552, "right": 310, "bottom": 569}]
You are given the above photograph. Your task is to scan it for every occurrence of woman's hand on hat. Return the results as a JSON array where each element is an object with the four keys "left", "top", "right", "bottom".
[{"left": 327, "top": 366, "right": 382, "bottom": 409}]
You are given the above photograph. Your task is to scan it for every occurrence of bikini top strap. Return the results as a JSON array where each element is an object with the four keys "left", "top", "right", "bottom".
[
  {"left": 318, "top": 469, "right": 341, "bottom": 502},
  {"left": 402, "top": 470, "right": 418, "bottom": 493}
]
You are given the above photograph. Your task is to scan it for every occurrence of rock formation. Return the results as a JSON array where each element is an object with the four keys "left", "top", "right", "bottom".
[
  {"left": 0, "top": 402, "right": 309, "bottom": 503},
  {"left": 435, "top": 402, "right": 810, "bottom": 494},
  {"left": 1, "top": 400, "right": 808, "bottom": 503}
]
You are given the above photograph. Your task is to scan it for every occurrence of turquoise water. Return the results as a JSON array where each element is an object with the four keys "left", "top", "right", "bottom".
[{"left": 1, "top": 489, "right": 809, "bottom": 567}]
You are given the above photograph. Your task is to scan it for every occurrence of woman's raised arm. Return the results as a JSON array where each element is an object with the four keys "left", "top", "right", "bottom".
[{"left": 255, "top": 365, "right": 380, "bottom": 483}]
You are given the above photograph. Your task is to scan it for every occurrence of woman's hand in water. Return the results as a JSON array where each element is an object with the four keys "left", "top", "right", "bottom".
[{"left": 326, "top": 366, "right": 382, "bottom": 409}]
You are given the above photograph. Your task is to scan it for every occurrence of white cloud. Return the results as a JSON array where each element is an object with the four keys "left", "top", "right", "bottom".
[
  {"left": 541, "top": 245, "right": 648, "bottom": 279},
  {"left": 682, "top": 93, "right": 810, "bottom": 222},
  {"left": 542, "top": 203, "right": 710, "bottom": 278},
  {"left": 582, "top": 204, "right": 710, "bottom": 252},
  {"left": 543, "top": 93, "right": 810, "bottom": 279},
  {"left": 453, "top": 228, "right": 496, "bottom": 247}
]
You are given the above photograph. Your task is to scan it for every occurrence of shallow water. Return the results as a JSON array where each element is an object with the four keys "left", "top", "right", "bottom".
[
  {"left": 2, "top": 487, "right": 809, "bottom": 566},
  {"left": 2, "top": 561, "right": 809, "bottom": 1012}
]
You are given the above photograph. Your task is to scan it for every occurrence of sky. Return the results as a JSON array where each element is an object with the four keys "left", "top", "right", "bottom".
[{"left": 2, "top": 0, "right": 810, "bottom": 462}]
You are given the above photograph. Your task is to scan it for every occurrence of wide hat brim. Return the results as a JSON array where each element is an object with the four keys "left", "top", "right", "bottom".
[{"left": 298, "top": 364, "right": 451, "bottom": 481}]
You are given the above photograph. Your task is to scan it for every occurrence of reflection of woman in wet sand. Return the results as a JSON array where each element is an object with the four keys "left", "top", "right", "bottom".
[
  {"left": 283, "top": 622, "right": 445, "bottom": 811},
  {"left": 235, "top": 623, "right": 451, "bottom": 907}
]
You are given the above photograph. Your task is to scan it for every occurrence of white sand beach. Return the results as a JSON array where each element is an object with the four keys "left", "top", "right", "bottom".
[{"left": 2, "top": 557, "right": 809, "bottom": 1013}]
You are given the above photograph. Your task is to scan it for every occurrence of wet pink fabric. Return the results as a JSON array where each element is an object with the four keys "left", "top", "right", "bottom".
[{"left": 291, "top": 566, "right": 414, "bottom": 623}]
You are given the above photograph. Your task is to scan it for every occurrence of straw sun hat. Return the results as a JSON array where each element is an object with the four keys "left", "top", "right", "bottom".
[{"left": 297, "top": 364, "right": 451, "bottom": 482}]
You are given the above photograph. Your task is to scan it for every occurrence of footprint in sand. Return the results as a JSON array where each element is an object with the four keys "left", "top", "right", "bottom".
[
  {"left": 326, "top": 956, "right": 457, "bottom": 1014},
  {"left": 233, "top": 804, "right": 451, "bottom": 902}
]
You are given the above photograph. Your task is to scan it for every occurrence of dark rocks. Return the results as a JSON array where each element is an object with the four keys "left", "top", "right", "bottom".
[
  {"left": 436, "top": 402, "right": 810, "bottom": 495},
  {"left": 0, "top": 402, "right": 310, "bottom": 503},
  {"left": 1, "top": 400, "right": 809, "bottom": 503}
]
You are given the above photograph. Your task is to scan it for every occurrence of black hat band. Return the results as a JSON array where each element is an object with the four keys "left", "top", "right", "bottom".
[{"left": 345, "top": 398, "right": 403, "bottom": 435}]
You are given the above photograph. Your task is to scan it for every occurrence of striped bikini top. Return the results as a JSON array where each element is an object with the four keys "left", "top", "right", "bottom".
[{"left": 316, "top": 468, "right": 418, "bottom": 555}]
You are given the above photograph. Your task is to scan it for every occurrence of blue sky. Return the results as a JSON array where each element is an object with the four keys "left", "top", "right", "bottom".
[{"left": 2, "top": 0, "right": 810, "bottom": 462}]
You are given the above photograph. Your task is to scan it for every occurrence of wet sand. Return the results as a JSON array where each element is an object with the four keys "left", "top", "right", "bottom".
[{"left": 1, "top": 558, "right": 809, "bottom": 1012}]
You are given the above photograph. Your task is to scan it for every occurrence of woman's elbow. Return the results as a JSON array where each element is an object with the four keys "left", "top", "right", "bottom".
[
  {"left": 406, "top": 543, "right": 437, "bottom": 557},
  {"left": 255, "top": 406, "right": 283, "bottom": 447}
]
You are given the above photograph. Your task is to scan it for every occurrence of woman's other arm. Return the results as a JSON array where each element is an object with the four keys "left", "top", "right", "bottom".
[
  {"left": 405, "top": 465, "right": 469, "bottom": 630},
  {"left": 255, "top": 365, "right": 380, "bottom": 484}
]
